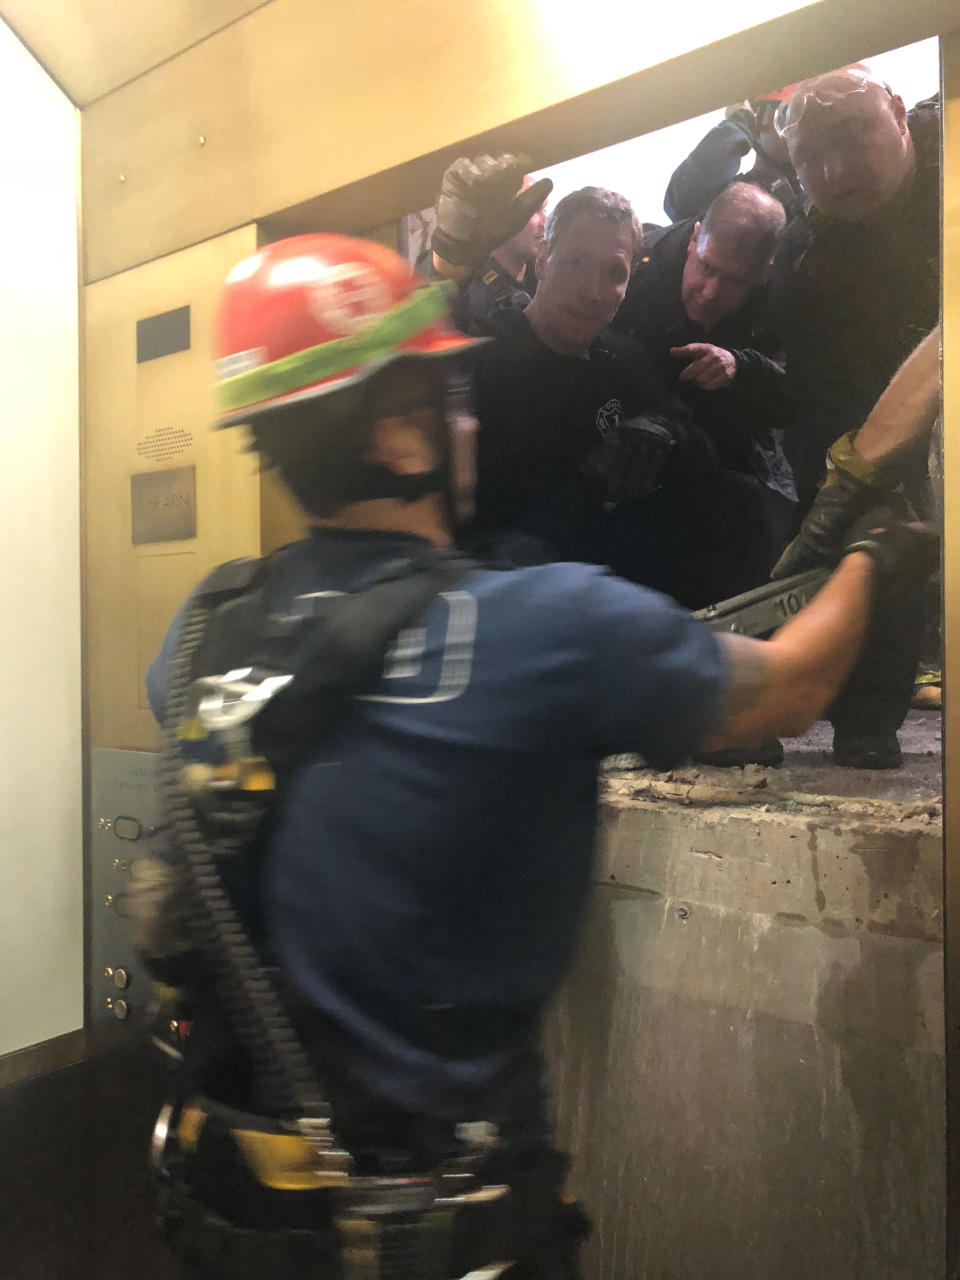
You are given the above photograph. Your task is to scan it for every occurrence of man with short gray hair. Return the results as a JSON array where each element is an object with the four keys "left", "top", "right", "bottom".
[
  {"left": 457, "top": 183, "right": 717, "bottom": 588},
  {"left": 615, "top": 182, "right": 796, "bottom": 601}
]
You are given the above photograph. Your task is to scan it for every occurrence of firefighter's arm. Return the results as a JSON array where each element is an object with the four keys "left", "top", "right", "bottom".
[
  {"left": 772, "top": 326, "right": 940, "bottom": 579},
  {"left": 702, "top": 519, "right": 936, "bottom": 749},
  {"left": 853, "top": 324, "right": 941, "bottom": 464},
  {"left": 701, "top": 553, "right": 874, "bottom": 749}
]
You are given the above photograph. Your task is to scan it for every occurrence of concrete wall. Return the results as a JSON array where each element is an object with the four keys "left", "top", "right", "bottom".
[
  {"left": 0, "top": 20, "right": 82, "bottom": 1056},
  {"left": 547, "top": 783, "right": 944, "bottom": 1279}
]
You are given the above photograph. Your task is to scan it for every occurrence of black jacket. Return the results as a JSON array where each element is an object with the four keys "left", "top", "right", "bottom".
[
  {"left": 415, "top": 250, "right": 534, "bottom": 338},
  {"left": 450, "top": 256, "right": 534, "bottom": 337},
  {"left": 614, "top": 218, "right": 796, "bottom": 501},
  {"left": 465, "top": 309, "right": 703, "bottom": 574},
  {"left": 773, "top": 98, "right": 940, "bottom": 511},
  {"left": 664, "top": 119, "right": 804, "bottom": 223}
]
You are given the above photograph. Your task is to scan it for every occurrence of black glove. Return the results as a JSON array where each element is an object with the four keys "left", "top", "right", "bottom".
[
  {"left": 771, "top": 474, "right": 909, "bottom": 580},
  {"left": 432, "top": 153, "right": 553, "bottom": 269},
  {"left": 723, "top": 104, "right": 758, "bottom": 150},
  {"left": 772, "top": 427, "right": 907, "bottom": 580},
  {"left": 583, "top": 415, "right": 717, "bottom": 504},
  {"left": 583, "top": 416, "right": 675, "bottom": 503},
  {"left": 842, "top": 511, "right": 939, "bottom": 594}
]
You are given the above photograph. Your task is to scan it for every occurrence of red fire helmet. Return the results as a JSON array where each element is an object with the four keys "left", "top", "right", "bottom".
[
  {"left": 755, "top": 83, "right": 799, "bottom": 103},
  {"left": 213, "top": 233, "right": 482, "bottom": 427}
]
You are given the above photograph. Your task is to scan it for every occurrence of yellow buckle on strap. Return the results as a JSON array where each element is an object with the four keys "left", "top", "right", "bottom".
[{"left": 177, "top": 1104, "right": 352, "bottom": 1190}]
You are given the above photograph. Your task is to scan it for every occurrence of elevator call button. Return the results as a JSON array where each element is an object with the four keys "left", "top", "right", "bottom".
[{"left": 112, "top": 815, "right": 142, "bottom": 841}]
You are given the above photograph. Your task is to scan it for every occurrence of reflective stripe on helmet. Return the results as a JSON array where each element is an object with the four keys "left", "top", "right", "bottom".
[{"left": 216, "top": 280, "right": 457, "bottom": 415}]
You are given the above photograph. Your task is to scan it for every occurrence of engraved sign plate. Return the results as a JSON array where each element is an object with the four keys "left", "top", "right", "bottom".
[{"left": 130, "top": 465, "right": 196, "bottom": 544}]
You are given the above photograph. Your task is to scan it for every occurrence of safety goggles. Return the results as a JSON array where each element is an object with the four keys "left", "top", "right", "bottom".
[{"left": 776, "top": 69, "right": 894, "bottom": 139}]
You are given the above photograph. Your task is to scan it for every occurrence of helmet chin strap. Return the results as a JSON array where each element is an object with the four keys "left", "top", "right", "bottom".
[
  {"left": 341, "top": 409, "right": 459, "bottom": 511},
  {"left": 338, "top": 462, "right": 447, "bottom": 505}
]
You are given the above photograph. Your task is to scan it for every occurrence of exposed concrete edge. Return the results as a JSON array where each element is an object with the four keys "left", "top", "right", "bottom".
[
  {"left": 601, "top": 763, "right": 943, "bottom": 832},
  {"left": 594, "top": 792, "right": 944, "bottom": 949}
]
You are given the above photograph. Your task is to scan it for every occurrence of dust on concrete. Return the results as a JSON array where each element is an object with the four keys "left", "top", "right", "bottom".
[{"left": 602, "top": 710, "right": 941, "bottom": 821}]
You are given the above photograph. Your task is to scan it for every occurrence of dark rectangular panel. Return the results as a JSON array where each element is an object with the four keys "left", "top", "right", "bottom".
[
  {"left": 130, "top": 466, "right": 196, "bottom": 544},
  {"left": 136, "top": 305, "right": 190, "bottom": 363}
]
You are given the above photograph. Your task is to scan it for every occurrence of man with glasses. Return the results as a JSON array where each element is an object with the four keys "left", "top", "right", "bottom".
[{"left": 773, "top": 65, "right": 940, "bottom": 768}]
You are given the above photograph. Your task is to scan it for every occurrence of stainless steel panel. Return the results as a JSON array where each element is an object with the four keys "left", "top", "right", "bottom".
[{"left": 89, "top": 748, "right": 162, "bottom": 1029}]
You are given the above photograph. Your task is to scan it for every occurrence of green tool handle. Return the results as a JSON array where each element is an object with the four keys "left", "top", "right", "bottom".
[{"left": 693, "top": 568, "right": 831, "bottom": 638}]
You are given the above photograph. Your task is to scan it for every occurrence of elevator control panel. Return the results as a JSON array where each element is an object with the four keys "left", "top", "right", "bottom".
[{"left": 89, "top": 749, "right": 163, "bottom": 1029}]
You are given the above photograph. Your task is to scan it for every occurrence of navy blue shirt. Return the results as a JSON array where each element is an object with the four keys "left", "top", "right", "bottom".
[{"left": 148, "top": 529, "right": 726, "bottom": 1122}]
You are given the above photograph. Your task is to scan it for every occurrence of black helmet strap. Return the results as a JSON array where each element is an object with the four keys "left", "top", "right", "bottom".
[{"left": 336, "top": 460, "right": 447, "bottom": 505}]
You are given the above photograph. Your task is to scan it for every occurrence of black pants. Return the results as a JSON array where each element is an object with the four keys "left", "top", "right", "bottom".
[
  {"left": 158, "top": 1122, "right": 587, "bottom": 1280},
  {"left": 606, "top": 471, "right": 796, "bottom": 609},
  {"left": 163, "top": 1212, "right": 585, "bottom": 1280},
  {"left": 828, "top": 580, "right": 929, "bottom": 740}
]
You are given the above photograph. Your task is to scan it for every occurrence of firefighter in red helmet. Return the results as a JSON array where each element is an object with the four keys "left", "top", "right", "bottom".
[{"left": 139, "top": 232, "right": 934, "bottom": 1280}]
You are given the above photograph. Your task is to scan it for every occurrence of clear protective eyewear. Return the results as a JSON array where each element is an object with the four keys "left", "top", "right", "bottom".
[{"left": 775, "top": 68, "right": 894, "bottom": 140}]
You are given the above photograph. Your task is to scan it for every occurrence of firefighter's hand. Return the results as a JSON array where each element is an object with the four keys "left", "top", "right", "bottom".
[
  {"left": 771, "top": 471, "right": 902, "bottom": 580},
  {"left": 432, "top": 153, "right": 552, "bottom": 269},
  {"left": 724, "top": 103, "right": 758, "bottom": 149},
  {"left": 584, "top": 416, "right": 675, "bottom": 502},
  {"left": 671, "top": 343, "right": 738, "bottom": 390},
  {"left": 842, "top": 512, "right": 939, "bottom": 594},
  {"left": 583, "top": 415, "right": 716, "bottom": 503}
]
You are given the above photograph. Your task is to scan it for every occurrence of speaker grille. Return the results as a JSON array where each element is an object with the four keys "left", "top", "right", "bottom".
[{"left": 136, "top": 426, "right": 193, "bottom": 462}]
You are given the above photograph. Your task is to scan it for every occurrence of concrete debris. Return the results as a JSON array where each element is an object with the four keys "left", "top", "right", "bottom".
[
  {"left": 606, "top": 764, "right": 769, "bottom": 807},
  {"left": 601, "top": 712, "right": 941, "bottom": 821}
]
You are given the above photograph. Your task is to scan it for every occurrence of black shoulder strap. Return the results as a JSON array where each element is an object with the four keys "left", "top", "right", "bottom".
[
  {"left": 189, "top": 546, "right": 476, "bottom": 776},
  {"left": 194, "top": 555, "right": 268, "bottom": 603},
  {"left": 279, "top": 549, "right": 472, "bottom": 700},
  {"left": 161, "top": 546, "right": 477, "bottom": 1126},
  {"left": 255, "top": 549, "right": 475, "bottom": 775}
]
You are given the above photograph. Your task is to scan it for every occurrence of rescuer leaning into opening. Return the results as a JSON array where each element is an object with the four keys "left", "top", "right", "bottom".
[{"left": 136, "top": 233, "right": 936, "bottom": 1280}]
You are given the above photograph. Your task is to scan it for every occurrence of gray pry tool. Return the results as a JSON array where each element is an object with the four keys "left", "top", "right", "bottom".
[{"left": 693, "top": 568, "right": 830, "bottom": 637}]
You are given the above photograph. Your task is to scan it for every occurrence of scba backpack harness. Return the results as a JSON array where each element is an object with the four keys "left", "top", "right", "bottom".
[{"left": 139, "top": 545, "right": 571, "bottom": 1278}]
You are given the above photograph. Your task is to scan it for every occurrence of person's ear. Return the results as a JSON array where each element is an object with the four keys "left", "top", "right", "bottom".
[
  {"left": 535, "top": 237, "right": 549, "bottom": 283},
  {"left": 686, "top": 223, "right": 701, "bottom": 258},
  {"left": 890, "top": 93, "right": 908, "bottom": 135},
  {"left": 367, "top": 417, "right": 436, "bottom": 476}
]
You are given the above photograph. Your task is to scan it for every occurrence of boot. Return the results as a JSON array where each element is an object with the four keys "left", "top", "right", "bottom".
[{"left": 831, "top": 728, "right": 902, "bottom": 770}]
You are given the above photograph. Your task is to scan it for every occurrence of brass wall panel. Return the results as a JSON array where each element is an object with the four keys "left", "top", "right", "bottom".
[
  {"left": 0, "top": 0, "right": 268, "bottom": 106},
  {"left": 84, "top": 225, "right": 261, "bottom": 750},
  {"left": 81, "top": 20, "right": 258, "bottom": 283},
  {"left": 943, "top": 31, "right": 960, "bottom": 1279},
  {"left": 135, "top": 551, "right": 198, "bottom": 709},
  {"left": 81, "top": 0, "right": 960, "bottom": 283}
]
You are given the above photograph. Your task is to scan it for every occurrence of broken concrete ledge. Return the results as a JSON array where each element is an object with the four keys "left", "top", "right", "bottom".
[{"left": 547, "top": 722, "right": 944, "bottom": 1280}]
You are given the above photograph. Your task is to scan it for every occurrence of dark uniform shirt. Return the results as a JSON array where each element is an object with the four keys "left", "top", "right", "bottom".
[
  {"left": 465, "top": 308, "right": 696, "bottom": 579},
  {"left": 450, "top": 255, "right": 534, "bottom": 336},
  {"left": 148, "top": 529, "right": 726, "bottom": 1125},
  {"left": 773, "top": 99, "right": 940, "bottom": 510},
  {"left": 614, "top": 218, "right": 796, "bottom": 502},
  {"left": 416, "top": 247, "right": 534, "bottom": 338}
]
